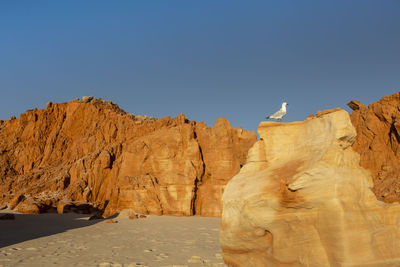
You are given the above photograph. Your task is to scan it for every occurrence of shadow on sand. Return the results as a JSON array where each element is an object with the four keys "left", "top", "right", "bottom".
[{"left": 0, "top": 211, "right": 118, "bottom": 248}]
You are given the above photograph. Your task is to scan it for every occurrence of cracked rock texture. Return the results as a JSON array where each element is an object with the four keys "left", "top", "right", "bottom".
[
  {"left": 0, "top": 98, "right": 256, "bottom": 216},
  {"left": 220, "top": 109, "right": 400, "bottom": 266},
  {"left": 349, "top": 92, "right": 400, "bottom": 203}
]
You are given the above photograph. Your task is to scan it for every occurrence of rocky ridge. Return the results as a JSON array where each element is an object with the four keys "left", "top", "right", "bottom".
[{"left": 0, "top": 97, "right": 257, "bottom": 216}]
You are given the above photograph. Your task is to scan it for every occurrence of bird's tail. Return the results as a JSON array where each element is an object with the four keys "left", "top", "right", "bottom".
[{"left": 266, "top": 116, "right": 270, "bottom": 119}]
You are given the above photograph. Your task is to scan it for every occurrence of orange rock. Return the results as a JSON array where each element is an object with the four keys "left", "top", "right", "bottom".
[
  {"left": 0, "top": 97, "right": 257, "bottom": 216},
  {"left": 348, "top": 92, "right": 400, "bottom": 202},
  {"left": 194, "top": 118, "right": 256, "bottom": 216},
  {"left": 56, "top": 201, "right": 67, "bottom": 214},
  {"left": 128, "top": 215, "right": 137, "bottom": 220},
  {"left": 16, "top": 199, "right": 40, "bottom": 214}
]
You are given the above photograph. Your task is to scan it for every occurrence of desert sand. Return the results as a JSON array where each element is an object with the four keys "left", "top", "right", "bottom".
[{"left": 0, "top": 210, "right": 226, "bottom": 267}]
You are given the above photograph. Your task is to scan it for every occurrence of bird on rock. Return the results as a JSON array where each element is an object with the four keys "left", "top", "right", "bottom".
[{"left": 266, "top": 102, "right": 288, "bottom": 121}]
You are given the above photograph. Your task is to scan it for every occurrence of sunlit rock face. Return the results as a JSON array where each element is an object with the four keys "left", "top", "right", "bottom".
[
  {"left": 220, "top": 109, "right": 400, "bottom": 267},
  {"left": 349, "top": 92, "right": 400, "bottom": 203},
  {"left": 0, "top": 98, "right": 257, "bottom": 216}
]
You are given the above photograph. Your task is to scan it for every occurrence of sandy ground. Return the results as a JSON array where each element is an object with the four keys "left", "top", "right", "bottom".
[{"left": 0, "top": 210, "right": 226, "bottom": 267}]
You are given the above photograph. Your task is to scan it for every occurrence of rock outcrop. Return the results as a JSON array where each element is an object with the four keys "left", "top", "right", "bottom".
[
  {"left": 220, "top": 109, "right": 400, "bottom": 266},
  {"left": 0, "top": 97, "right": 257, "bottom": 216},
  {"left": 348, "top": 92, "right": 400, "bottom": 203}
]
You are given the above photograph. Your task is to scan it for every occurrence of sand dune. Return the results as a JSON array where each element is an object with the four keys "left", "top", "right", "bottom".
[{"left": 0, "top": 211, "right": 226, "bottom": 267}]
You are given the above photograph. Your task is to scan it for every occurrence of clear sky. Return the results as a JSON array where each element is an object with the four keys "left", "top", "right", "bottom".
[{"left": 1, "top": 1, "right": 399, "bottom": 131}]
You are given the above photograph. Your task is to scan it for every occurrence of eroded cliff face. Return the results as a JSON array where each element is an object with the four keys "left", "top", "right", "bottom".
[
  {"left": 220, "top": 109, "right": 400, "bottom": 266},
  {"left": 348, "top": 92, "right": 400, "bottom": 203},
  {"left": 0, "top": 98, "right": 257, "bottom": 216}
]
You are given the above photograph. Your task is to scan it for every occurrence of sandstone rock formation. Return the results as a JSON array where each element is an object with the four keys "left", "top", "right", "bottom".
[
  {"left": 349, "top": 92, "right": 400, "bottom": 203},
  {"left": 220, "top": 109, "right": 400, "bottom": 266},
  {"left": 0, "top": 97, "right": 256, "bottom": 216}
]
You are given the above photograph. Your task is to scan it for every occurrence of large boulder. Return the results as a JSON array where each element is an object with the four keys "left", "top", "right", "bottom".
[{"left": 220, "top": 109, "right": 400, "bottom": 266}]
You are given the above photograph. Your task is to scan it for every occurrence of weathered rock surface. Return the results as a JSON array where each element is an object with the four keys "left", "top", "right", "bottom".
[
  {"left": 349, "top": 92, "right": 400, "bottom": 203},
  {"left": 220, "top": 109, "right": 400, "bottom": 266},
  {"left": 194, "top": 118, "right": 254, "bottom": 216},
  {"left": 0, "top": 97, "right": 256, "bottom": 216}
]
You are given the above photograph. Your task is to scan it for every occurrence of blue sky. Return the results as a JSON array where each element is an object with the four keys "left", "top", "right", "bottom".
[{"left": 1, "top": 1, "right": 399, "bottom": 131}]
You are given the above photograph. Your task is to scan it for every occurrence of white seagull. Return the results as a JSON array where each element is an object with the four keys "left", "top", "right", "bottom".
[{"left": 266, "top": 102, "right": 288, "bottom": 121}]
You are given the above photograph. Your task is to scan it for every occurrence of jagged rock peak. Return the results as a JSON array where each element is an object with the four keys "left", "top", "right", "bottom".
[{"left": 349, "top": 91, "right": 400, "bottom": 203}]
